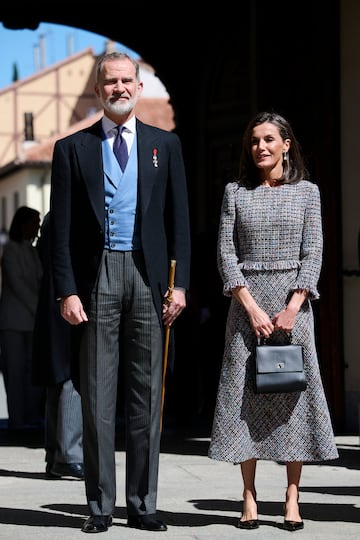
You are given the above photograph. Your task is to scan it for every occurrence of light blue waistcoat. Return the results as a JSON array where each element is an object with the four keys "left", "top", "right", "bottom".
[{"left": 102, "top": 133, "right": 141, "bottom": 250}]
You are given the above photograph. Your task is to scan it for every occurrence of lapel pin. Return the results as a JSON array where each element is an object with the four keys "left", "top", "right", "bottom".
[{"left": 152, "top": 148, "right": 158, "bottom": 168}]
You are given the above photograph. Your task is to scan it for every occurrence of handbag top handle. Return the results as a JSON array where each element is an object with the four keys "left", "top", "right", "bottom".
[{"left": 257, "top": 331, "right": 293, "bottom": 346}]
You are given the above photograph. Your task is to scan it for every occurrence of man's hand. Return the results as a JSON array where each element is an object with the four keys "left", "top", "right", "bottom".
[
  {"left": 162, "top": 289, "right": 186, "bottom": 327},
  {"left": 60, "top": 294, "right": 88, "bottom": 325}
]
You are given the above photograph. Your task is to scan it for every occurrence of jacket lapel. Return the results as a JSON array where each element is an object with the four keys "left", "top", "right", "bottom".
[
  {"left": 75, "top": 121, "right": 105, "bottom": 227},
  {"left": 136, "top": 120, "right": 161, "bottom": 215}
]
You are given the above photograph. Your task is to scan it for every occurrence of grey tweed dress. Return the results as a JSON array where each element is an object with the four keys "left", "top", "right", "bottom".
[{"left": 208, "top": 180, "right": 339, "bottom": 464}]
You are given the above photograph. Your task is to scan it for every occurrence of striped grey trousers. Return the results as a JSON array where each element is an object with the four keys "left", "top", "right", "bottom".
[
  {"left": 79, "top": 250, "right": 163, "bottom": 517},
  {"left": 44, "top": 378, "right": 83, "bottom": 465}
]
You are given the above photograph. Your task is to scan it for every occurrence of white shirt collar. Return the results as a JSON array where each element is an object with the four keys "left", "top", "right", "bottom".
[{"left": 102, "top": 115, "right": 136, "bottom": 137}]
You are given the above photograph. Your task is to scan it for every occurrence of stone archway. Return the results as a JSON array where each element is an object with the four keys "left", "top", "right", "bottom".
[{"left": 1, "top": 0, "right": 345, "bottom": 432}]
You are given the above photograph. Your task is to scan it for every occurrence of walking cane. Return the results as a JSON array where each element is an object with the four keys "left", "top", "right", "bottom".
[{"left": 160, "top": 259, "right": 176, "bottom": 432}]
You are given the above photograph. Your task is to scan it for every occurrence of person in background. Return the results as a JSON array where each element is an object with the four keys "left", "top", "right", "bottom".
[
  {"left": 32, "top": 212, "right": 83, "bottom": 480},
  {"left": 50, "top": 51, "right": 191, "bottom": 533},
  {"left": 0, "top": 206, "right": 44, "bottom": 430},
  {"left": 208, "top": 111, "right": 339, "bottom": 532}
]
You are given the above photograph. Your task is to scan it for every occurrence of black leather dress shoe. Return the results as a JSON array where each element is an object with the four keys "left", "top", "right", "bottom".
[
  {"left": 51, "top": 462, "right": 84, "bottom": 479},
  {"left": 127, "top": 514, "right": 167, "bottom": 531},
  {"left": 81, "top": 515, "right": 113, "bottom": 533}
]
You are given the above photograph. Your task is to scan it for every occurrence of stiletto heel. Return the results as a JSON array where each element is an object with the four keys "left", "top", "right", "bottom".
[
  {"left": 283, "top": 520, "right": 304, "bottom": 532},
  {"left": 238, "top": 490, "right": 259, "bottom": 529},
  {"left": 283, "top": 500, "right": 304, "bottom": 531},
  {"left": 237, "top": 518, "right": 260, "bottom": 530}
]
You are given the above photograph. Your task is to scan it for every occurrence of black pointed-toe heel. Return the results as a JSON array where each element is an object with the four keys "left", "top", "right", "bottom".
[
  {"left": 283, "top": 494, "right": 303, "bottom": 532},
  {"left": 238, "top": 490, "right": 259, "bottom": 529},
  {"left": 283, "top": 520, "right": 304, "bottom": 532},
  {"left": 237, "top": 519, "right": 260, "bottom": 529}
]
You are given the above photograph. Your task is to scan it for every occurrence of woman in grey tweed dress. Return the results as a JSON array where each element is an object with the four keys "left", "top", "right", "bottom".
[{"left": 208, "top": 112, "right": 338, "bottom": 532}]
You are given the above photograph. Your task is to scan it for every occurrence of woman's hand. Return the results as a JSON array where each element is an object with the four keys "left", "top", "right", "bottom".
[
  {"left": 272, "top": 306, "right": 296, "bottom": 332},
  {"left": 247, "top": 306, "right": 274, "bottom": 339},
  {"left": 272, "top": 289, "right": 308, "bottom": 332},
  {"left": 232, "top": 286, "right": 274, "bottom": 339}
]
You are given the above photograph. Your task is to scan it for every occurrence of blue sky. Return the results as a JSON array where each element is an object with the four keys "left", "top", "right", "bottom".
[{"left": 0, "top": 22, "right": 140, "bottom": 89}]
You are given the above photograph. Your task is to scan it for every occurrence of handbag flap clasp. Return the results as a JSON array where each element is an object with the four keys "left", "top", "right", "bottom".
[{"left": 256, "top": 344, "right": 303, "bottom": 373}]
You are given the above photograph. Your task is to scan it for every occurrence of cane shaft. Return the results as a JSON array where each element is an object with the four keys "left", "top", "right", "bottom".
[{"left": 160, "top": 259, "right": 176, "bottom": 431}]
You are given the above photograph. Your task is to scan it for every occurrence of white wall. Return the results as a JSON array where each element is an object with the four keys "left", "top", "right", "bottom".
[{"left": 0, "top": 167, "right": 51, "bottom": 229}]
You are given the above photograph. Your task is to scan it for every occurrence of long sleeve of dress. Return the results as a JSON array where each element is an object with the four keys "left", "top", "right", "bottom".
[{"left": 292, "top": 183, "right": 322, "bottom": 298}]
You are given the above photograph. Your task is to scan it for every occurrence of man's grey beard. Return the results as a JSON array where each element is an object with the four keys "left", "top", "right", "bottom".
[{"left": 101, "top": 97, "right": 136, "bottom": 116}]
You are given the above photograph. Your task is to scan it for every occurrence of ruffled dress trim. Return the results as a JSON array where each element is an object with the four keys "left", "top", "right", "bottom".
[
  {"left": 223, "top": 278, "right": 249, "bottom": 296},
  {"left": 238, "top": 259, "right": 301, "bottom": 271},
  {"left": 222, "top": 259, "right": 319, "bottom": 300}
]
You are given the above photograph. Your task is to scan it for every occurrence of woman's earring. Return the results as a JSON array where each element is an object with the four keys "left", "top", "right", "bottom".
[{"left": 283, "top": 151, "right": 288, "bottom": 161}]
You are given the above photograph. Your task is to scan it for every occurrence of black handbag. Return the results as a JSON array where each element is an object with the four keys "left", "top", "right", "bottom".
[{"left": 255, "top": 336, "right": 307, "bottom": 394}]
